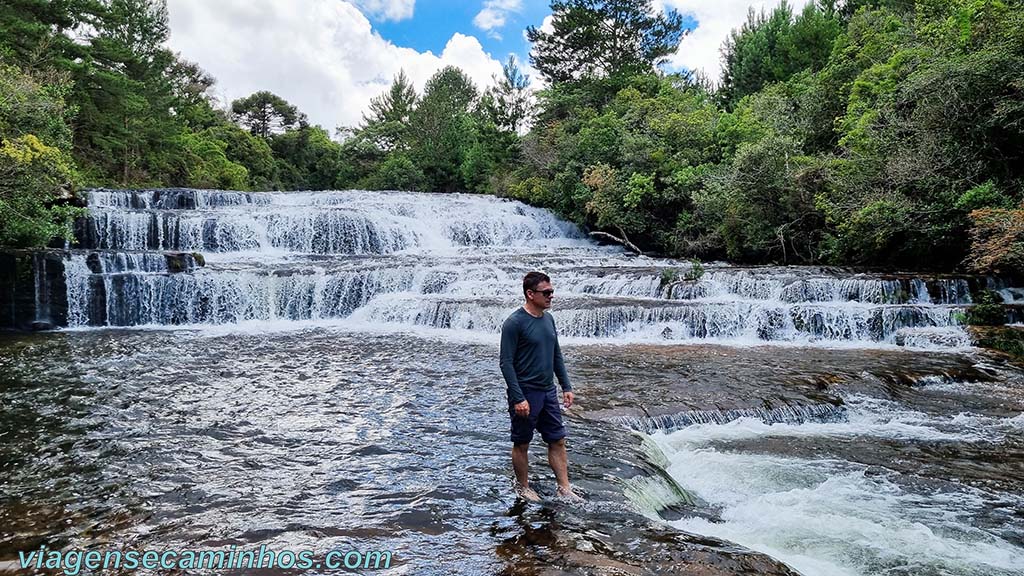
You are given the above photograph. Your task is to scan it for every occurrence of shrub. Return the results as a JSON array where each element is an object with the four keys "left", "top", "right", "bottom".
[{"left": 0, "top": 134, "right": 83, "bottom": 247}]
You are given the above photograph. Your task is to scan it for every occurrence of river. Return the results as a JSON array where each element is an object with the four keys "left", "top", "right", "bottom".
[{"left": 1, "top": 189, "right": 1022, "bottom": 575}]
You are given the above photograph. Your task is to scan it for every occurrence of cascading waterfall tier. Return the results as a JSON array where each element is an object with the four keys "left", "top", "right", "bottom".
[{"left": 50, "top": 188, "right": 999, "bottom": 348}]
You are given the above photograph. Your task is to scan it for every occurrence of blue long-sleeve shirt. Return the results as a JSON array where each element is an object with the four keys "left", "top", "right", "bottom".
[{"left": 499, "top": 307, "right": 572, "bottom": 404}]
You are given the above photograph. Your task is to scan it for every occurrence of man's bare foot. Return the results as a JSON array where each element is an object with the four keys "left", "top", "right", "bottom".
[
  {"left": 515, "top": 483, "right": 541, "bottom": 502},
  {"left": 555, "top": 484, "right": 584, "bottom": 503}
]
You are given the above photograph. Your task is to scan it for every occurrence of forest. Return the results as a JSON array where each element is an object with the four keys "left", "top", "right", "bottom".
[{"left": 2, "top": 0, "right": 1022, "bottom": 272}]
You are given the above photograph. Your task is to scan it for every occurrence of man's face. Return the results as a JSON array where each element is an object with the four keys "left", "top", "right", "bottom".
[{"left": 527, "top": 281, "right": 555, "bottom": 309}]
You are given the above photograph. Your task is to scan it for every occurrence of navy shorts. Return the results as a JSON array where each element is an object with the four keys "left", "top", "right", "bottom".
[{"left": 509, "top": 387, "right": 567, "bottom": 445}]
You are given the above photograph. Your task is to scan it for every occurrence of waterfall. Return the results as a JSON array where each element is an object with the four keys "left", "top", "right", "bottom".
[
  {"left": 614, "top": 403, "right": 849, "bottom": 434},
  {"left": 46, "top": 187, "right": 992, "bottom": 348}
]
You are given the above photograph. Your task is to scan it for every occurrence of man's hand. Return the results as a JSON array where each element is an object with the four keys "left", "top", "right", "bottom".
[
  {"left": 514, "top": 399, "right": 530, "bottom": 417},
  {"left": 563, "top": 391, "right": 574, "bottom": 409}
]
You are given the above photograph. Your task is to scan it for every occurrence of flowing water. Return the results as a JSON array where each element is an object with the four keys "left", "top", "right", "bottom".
[{"left": 1, "top": 189, "right": 1022, "bottom": 575}]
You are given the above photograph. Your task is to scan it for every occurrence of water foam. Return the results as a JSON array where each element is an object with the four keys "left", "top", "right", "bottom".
[{"left": 640, "top": 395, "right": 1024, "bottom": 576}]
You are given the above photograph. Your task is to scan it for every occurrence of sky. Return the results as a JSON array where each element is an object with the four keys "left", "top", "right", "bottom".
[{"left": 164, "top": 0, "right": 811, "bottom": 135}]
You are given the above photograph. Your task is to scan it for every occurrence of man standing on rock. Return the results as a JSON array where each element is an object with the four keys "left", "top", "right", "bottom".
[{"left": 500, "top": 271, "right": 582, "bottom": 502}]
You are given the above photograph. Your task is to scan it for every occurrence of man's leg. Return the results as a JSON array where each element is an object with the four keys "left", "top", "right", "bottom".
[
  {"left": 547, "top": 438, "right": 569, "bottom": 490},
  {"left": 512, "top": 442, "right": 530, "bottom": 487},
  {"left": 539, "top": 389, "right": 580, "bottom": 499},
  {"left": 510, "top": 391, "right": 542, "bottom": 500}
]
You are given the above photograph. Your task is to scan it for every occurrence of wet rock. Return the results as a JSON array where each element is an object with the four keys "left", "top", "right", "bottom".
[
  {"left": 85, "top": 252, "right": 104, "bottom": 274},
  {"left": 151, "top": 188, "right": 198, "bottom": 209},
  {"left": 0, "top": 250, "right": 69, "bottom": 330},
  {"left": 164, "top": 252, "right": 199, "bottom": 273},
  {"left": 756, "top": 308, "right": 786, "bottom": 340},
  {"left": 895, "top": 328, "right": 971, "bottom": 349}
]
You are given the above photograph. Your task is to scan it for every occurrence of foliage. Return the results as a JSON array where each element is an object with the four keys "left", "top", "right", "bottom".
[
  {"left": 168, "top": 131, "right": 248, "bottom": 190},
  {"left": 409, "top": 66, "right": 479, "bottom": 192},
  {"left": 659, "top": 267, "right": 678, "bottom": 288},
  {"left": 685, "top": 259, "right": 704, "bottom": 281},
  {"left": 526, "top": 0, "right": 687, "bottom": 84},
  {"left": 359, "top": 154, "right": 425, "bottom": 191},
  {"left": 481, "top": 55, "right": 532, "bottom": 133},
  {"left": 361, "top": 70, "right": 417, "bottom": 152},
  {"left": 0, "top": 63, "right": 83, "bottom": 247},
  {"left": 719, "top": 1, "right": 842, "bottom": 108},
  {"left": 970, "top": 326, "right": 1024, "bottom": 359},
  {"left": 202, "top": 125, "right": 278, "bottom": 190},
  {"left": 966, "top": 289, "right": 1006, "bottom": 326},
  {"left": 0, "top": 63, "right": 74, "bottom": 148},
  {"left": 3, "top": 0, "right": 1023, "bottom": 271},
  {"left": 964, "top": 208, "right": 1024, "bottom": 276},
  {"left": 0, "top": 135, "right": 83, "bottom": 247},
  {"left": 231, "top": 91, "right": 306, "bottom": 139},
  {"left": 271, "top": 126, "right": 346, "bottom": 191}
]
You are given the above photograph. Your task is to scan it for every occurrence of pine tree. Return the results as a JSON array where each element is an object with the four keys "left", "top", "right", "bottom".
[
  {"left": 360, "top": 70, "right": 417, "bottom": 152},
  {"left": 231, "top": 91, "right": 307, "bottom": 139},
  {"left": 526, "top": 0, "right": 687, "bottom": 84}
]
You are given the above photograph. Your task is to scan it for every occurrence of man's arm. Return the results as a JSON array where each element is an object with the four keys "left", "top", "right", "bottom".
[
  {"left": 551, "top": 317, "right": 572, "bottom": 392},
  {"left": 500, "top": 317, "right": 526, "bottom": 404}
]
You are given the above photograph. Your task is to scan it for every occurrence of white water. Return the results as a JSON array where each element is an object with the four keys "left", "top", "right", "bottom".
[
  {"left": 645, "top": 394, "right": 1024, "bottom": 576},
  {"left": 61, "top": 189, "right": 981, "bottom": 350}
]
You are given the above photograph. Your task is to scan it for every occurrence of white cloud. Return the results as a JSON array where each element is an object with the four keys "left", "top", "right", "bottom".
[
  {"left": 165, "top": 0, "right": 504, "bottom": 133},
  {"left": 539, "top": 13, "right": 554, "bottom": 34},
  {"left": 352, "top": 0, "right": 415, "bottom": 21},
  {"left": 662, "top": 0, "right": 813, "bottom": 83},
  {"left": 473, "top": 0, "right": 522, "bottom": 31}
]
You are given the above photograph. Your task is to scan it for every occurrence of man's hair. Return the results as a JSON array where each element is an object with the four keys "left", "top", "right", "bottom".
[{"left": 523, "top": 271, "right": 550, "bottom": 297}]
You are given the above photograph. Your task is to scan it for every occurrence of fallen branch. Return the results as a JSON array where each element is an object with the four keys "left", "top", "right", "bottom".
[{"left": 589, "top": 231, "right": 643, "bottom": 255}]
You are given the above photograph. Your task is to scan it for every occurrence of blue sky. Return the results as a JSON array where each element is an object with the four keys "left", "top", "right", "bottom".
[
  {"left": 374, "top": 1, "right": 698, "bottom": 76},
  {"left": 375, "top": 1, "right": 553, "bottom": 62},
  {"left": 165, "top": 0, "right": 803, "bottom": 132}
]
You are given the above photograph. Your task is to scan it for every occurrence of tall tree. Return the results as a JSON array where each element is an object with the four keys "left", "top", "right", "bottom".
[
  {"left": 364, "top": 69, "right": 417, "bottom": 126},
  {"left": 72, "top": 0, "right": 181, "bottom": 184},
  {"left": 0, "top": 64, "right": 82, "bottom": 248},
  {"left": 231, "top": 91, "right": 306, "bottom": 139},
  {"left": 481, "top": 55, "right": 532, "bottom": 133},
  {"left": 718, "top": 1, "right": 841, "bottom": 108},
  {"left": 0, "top": 0, "right": 103, "bottom": 70},
  {"left": 359, "top": 69, "right": 417, "bottom": 152},
  {"left": 410, "top": 66, "right": 478, "bottom": 191},
  {"left": 526, "top": 0, "right": 687, "bottom": 84}
]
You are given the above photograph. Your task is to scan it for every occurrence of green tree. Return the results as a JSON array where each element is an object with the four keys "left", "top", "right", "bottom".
[
  {"left": 360, "top": 153, "right": 426, "bottom": 191},
  {"left": 167, "top": 131, "right": 248, "bottom": 189},
  {"left": 202, "top": 125, "right": 278, "bottom": 189},
  {"left": 271, "top": 126, "right": 345, "bottom": 190},
  {"left": 409, "top": 66, "right": 478, "bottom": 192},
  {"left": 719, "top": 1, "right": 841, "bottom": 108},
  {"left": 0, "top": 0, "right": 102, "bottom": 70},
  {"left": 0, "top": 64, "right": 74, "bottom": 149},
  {"left": 70, "top": 0, "right": 205, "bottom": 185},
  {"left": 0, "top": 135, "right": 81, "bottom": 247},
  {"left": 527, "top": 0, "right": 687, "bottom": 84},
  {"left": 231, "top": 90, "right": 307, "bottom": 139},
  {"left": 481, "top": 55, "right": 532, "bottom": 133},
  {"left": 360, "top": 69, "right": 417, "bottom": 152},
  {"left": 0, "top": 64, "right": 82, "bottom": 247}
]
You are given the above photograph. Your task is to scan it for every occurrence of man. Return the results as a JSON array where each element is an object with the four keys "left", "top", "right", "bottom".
[{"left": 499, "top": 271, "right": 582, "bottom": 502}]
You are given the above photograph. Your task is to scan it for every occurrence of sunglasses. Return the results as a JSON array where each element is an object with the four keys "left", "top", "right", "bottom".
[{"left": 530, "top": 289, "right": 555, "bottom": 297}]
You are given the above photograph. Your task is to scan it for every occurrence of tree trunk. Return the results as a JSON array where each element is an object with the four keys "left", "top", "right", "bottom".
[{"left": 589, "top": 230, "right": 643, "bottom": 255}]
